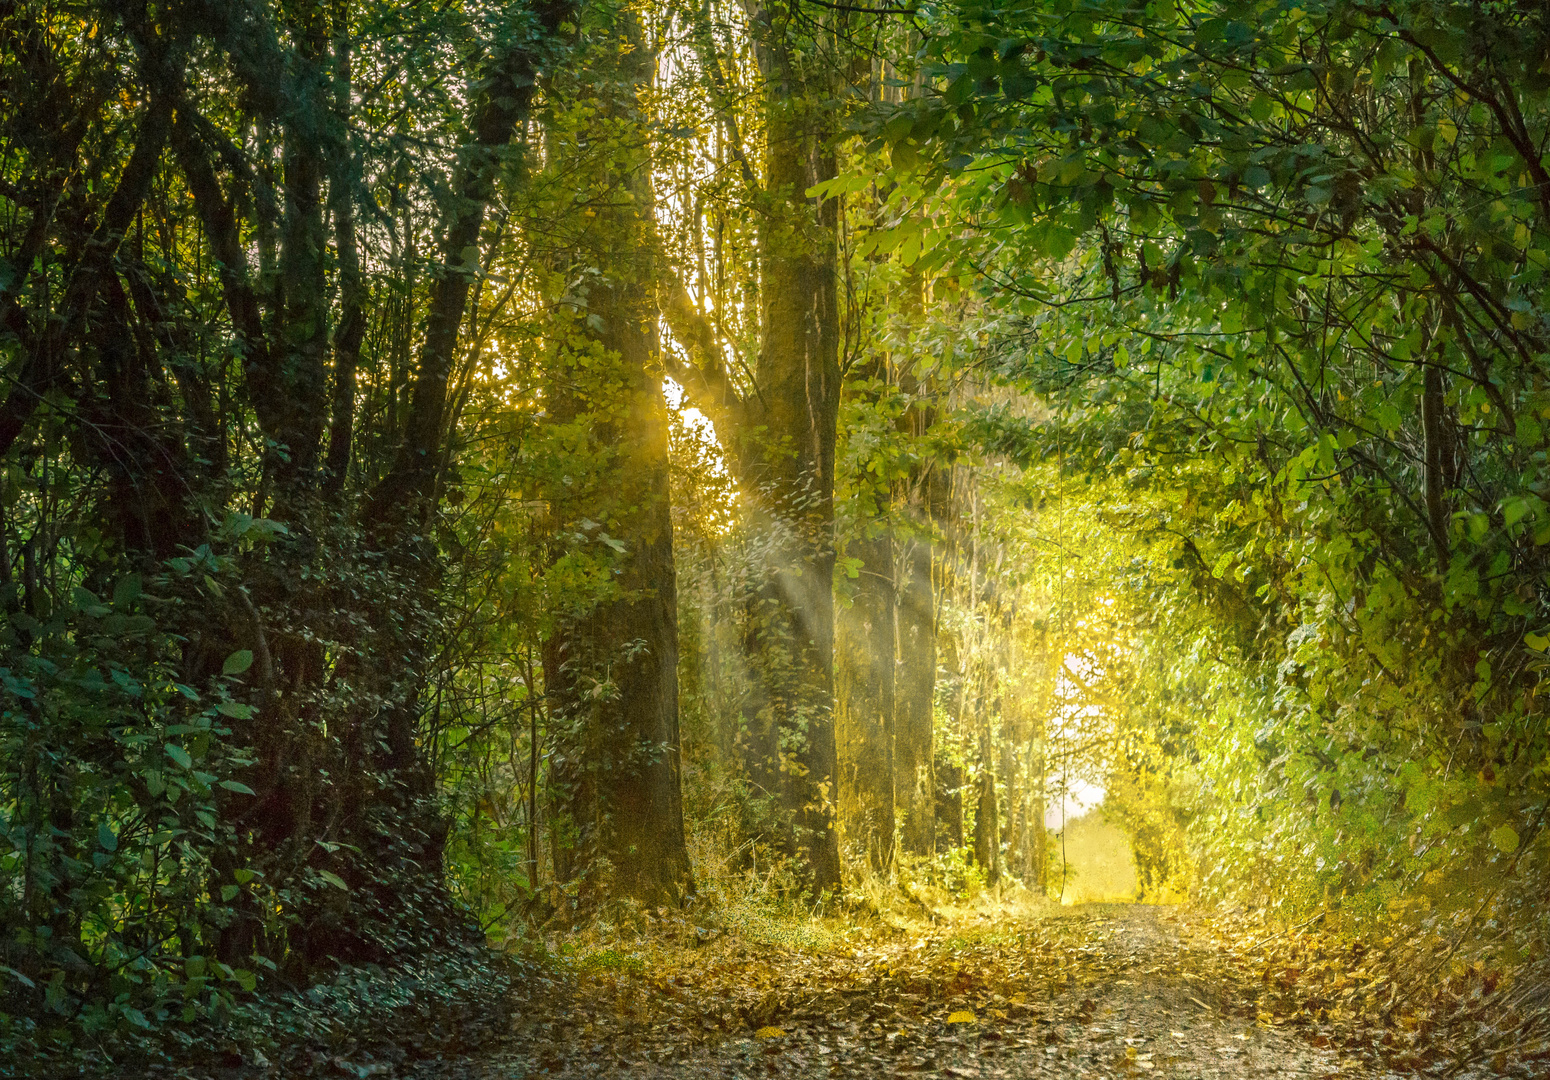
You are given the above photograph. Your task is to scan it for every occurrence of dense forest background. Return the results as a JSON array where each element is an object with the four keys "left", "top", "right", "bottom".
[{"left": 4, "top": 0, "right": 1550, "bottom": 1069}]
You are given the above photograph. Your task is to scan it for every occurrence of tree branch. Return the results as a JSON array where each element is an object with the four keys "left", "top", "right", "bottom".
[
  {"left": 0, "top": 93, "right": 174, "bottom": 459},
  {"left": 656, "top": 269, "right": 749, "bottom": 444},
  {"left": 370, "top": 3, "right": 572, "bottom": 526},
  {"left": 687, "top": 1, "right": 761, "bottom": 192}
]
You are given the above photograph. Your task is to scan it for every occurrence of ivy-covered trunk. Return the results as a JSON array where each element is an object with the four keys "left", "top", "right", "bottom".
[{"left": 539, "top": 10, "right": 692, "bottom": 908}]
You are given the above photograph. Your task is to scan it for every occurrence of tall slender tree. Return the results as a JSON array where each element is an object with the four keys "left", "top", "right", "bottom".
[
  {"left": 894, "top": 391, "right": 945, "bottom": 858},
  {"left": 836, "top": 452, "right": 896, "bottom": 873},
  {"left": 541, "top": 6, "right": 692, "bottom": 907},
  {"left": 658, "top": 0, "right": 846, "bottom": 893}
]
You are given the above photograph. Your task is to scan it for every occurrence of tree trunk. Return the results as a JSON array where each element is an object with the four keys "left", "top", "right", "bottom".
[
  {"left": 370, "top": 8, "right": 563, "bottom": 525},
  {"left": 893, "top": 529, "right": 935, "bottom": 857},
  {"left": 1027, "top": 729, "right": 1047, "bottom": 891},
  {"left": 935, "top": 625, "right": 965, "bottom": 851},
  {"left": 837, "top": 527, "right": 896, "bottom": 875},
  {"left": 541, "top": 10, "right": 692, "bottom": 907},
  {"left": 1421, "top": 358, "right": 1451, "bottom": 572},
  {"left": 971, "top": 695, "right": 1001, "bottom": 886},
  {"left": 651, "top": 3, "right": 845, "bottom": 897},
  {"left": 323, "top": 22, "right": 364, "bottom": 498},
  {"left": 894, "top": 412, "right": 944, "bottom": 857},
  {"left": 733, "top": 18, "right": 843, "bottom": 896},
  {"left": 935, "top": 759, "right": 963, "bottom": 851},
  {"left": 999, "top": 732, "right": 1020, "bottom": 878},
  {"left": 543, "top": 307, "right": 690, "bottom": 905}
]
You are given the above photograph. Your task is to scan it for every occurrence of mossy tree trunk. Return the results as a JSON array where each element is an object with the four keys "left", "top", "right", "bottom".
[{"left": 540, "top": 10, "right": 692, "bottom": 907}]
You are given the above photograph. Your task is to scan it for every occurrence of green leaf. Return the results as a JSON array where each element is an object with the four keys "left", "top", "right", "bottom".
[
  {"left": 219, "top": 779, "right": 257, "bottom": 795},
  {"left": 317, "top": 870, "right": 349, "bottom": 891},
  {"left": 1490, "top": 825, "right": 1520, "bottom": 854},
  {"left": 1, "top": 964, "right": 36, "bottom": 989},
  {"left": 216, "top": 701, "right": 255, "bottom": 719},
  {"left": 223, "top": 649, "right": 254, "bottom": 675},
  {"left": 112, "top": 574, "right": 142, "bottom": 608},
  {"left": 1503, "top": 497, "right": 1532, "bottom": 530},
  {"left": 97, "top": 822, "right": 118, "bottom": 852},
  {"left": 165, "top": 743, "right": 194, "bottom": 770}
]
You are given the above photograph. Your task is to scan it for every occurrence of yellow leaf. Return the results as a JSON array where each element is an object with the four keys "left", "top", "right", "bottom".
[
  {"left": 1257, "top": 1010, "right": 1274, "bottom": 1024},
  {"left": 988, "top": 1008, "right": 1007, "bottom": 1020},
  {"left": 755, "top": 1026, "right": 786, "bottom": 1039},
  {"left": 946, "top": 1010, "right": 977, "bottom": 1024}
]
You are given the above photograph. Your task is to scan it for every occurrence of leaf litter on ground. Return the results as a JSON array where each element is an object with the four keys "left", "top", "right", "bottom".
[{"left": 383, "top": 898, "right": 1546, "bottom": 1080}]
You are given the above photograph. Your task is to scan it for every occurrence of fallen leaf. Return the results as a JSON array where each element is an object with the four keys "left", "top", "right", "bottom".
[
  {"left": 946, "top": 1010, "right": 977, "bottom": 1024},
  {"left": 755, "top": 1026, "right": 786, "bottom": 1038}
]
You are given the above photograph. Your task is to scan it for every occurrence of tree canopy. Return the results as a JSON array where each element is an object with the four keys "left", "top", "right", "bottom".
[{"left": 3, "top": 0, "right": 1549, "bottom": 1071}]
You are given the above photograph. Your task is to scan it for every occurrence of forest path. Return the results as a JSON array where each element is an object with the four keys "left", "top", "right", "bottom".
[{"left": 408, "top": 903, "right": 1420, "bottom": 1080}]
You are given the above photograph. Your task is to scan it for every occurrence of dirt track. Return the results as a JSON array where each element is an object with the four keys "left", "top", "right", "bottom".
[{"left": 403, "top": 904, "right": 1417, "bottom": 1080}]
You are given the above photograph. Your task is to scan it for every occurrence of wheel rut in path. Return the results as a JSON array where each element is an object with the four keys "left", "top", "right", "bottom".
[{"left": 413, "top": 904, "right": 1411, "bottom": 1080}]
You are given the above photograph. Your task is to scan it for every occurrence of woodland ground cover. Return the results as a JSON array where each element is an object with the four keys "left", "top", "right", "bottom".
[
  {"left": 3, "top": 0, "right": 1550, "bottom": 1075},
  {"left": 262, "top": 894, "right": 1547, "bottom": 1079}
]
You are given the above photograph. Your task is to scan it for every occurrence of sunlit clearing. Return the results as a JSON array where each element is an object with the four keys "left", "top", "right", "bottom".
[
  {"left": 1046, "top": 774, "right": 1105, "bottom": 830},
  {"left": 1056, "top": 811, "right": 1139, "bottom": 904},
  {"left": 1045, "top": 648, "right": 1107, "bottom": 830}
]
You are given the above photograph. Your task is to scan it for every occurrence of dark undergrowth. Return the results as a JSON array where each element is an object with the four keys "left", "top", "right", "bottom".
[{"left": 4, "top": 942, "right": 551, "bottom": 1080}]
